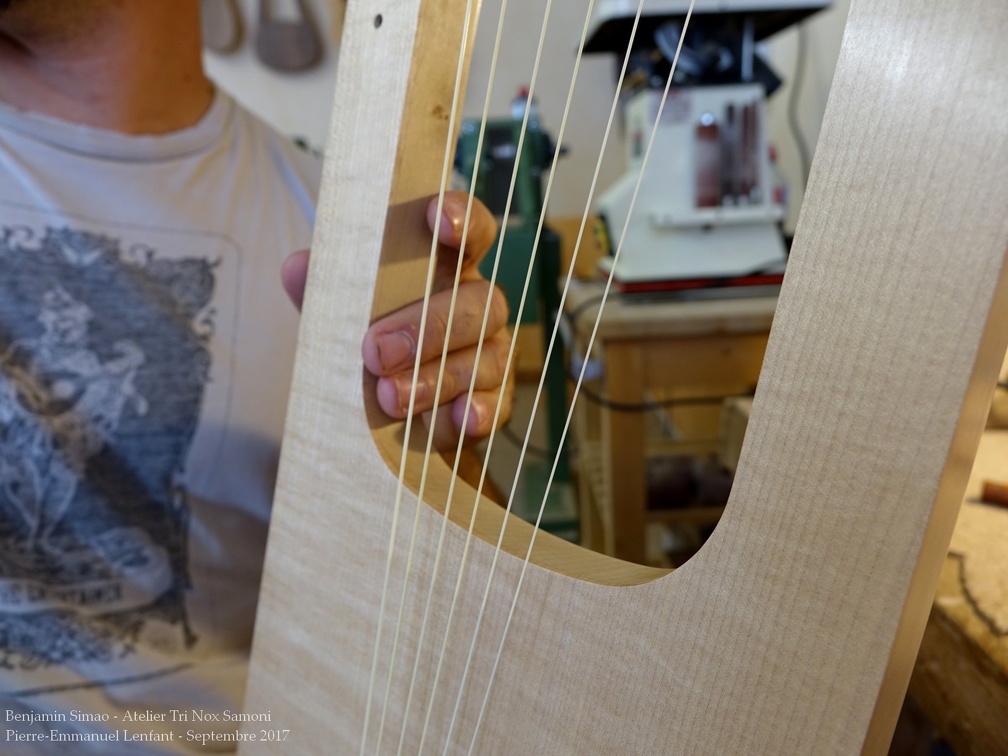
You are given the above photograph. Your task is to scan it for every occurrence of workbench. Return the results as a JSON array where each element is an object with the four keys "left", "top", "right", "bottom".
[
  {"left": 908, "top": 429, "right": 1008, "bottom": 753},
  {"left": 565, "top": 281, "right": 777, "bottom": 564}
]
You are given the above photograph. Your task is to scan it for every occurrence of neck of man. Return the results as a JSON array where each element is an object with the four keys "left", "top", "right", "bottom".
[{"left": 0, "top": 0, "right": 213, "bottom": 135}]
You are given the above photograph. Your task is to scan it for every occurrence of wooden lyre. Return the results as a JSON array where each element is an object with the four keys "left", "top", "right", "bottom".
[{"left": 242, "top": 0, "right": 1008, "bottom": 751}]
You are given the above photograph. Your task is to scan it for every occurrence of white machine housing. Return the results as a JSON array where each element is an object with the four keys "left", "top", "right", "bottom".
[
  {"left": 597, "top": 84, "right": 786, "bottom": 285},
  {"left": 585, "top": 0, "right": 831, "bottom": 287}
]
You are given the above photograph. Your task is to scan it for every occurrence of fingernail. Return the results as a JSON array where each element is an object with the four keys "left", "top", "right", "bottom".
[
  {"left": 395, "top": 375, "right": 427, "bottom": 413},
  {"left": 375, "top": 331, "right": 415, "bottom": 372},
  {"left": 467, "top": 401, "right": 488, "bottom": 435},
  {"left": 440, "top": 196, "right": 465, "bottom": 240}
]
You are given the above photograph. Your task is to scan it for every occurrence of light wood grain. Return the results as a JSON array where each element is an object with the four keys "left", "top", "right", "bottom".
[{"left": 243, "top": 0, "right": 1008, "bottom": 753}]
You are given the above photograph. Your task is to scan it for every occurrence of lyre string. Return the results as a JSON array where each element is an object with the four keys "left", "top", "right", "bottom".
[
  {"left": 390, "top": 0, "right": 531, "bottom": 746},
  {"left": 375, "top": 0, "right": 556, "bottom": 744},
  {"left": 359, "top": 0, "right": 479, "bottom": 749},
  {"left": 368, "top": 0, "right": 697, "bottom": 748},
  {"left": 375, "top": 73, "right": 495, "bottom": 756},
  {"left": 408, "top": 0, "right": 587, "bottom": 749},
  {"left": 441, "top": 0, "right": 655, "bottom": 748},
  {"left": 464, "top": 0, "right": 697, "bottom": 750},
  {"left": 417, "top": 2, "right": 601, "bottom": 748}
]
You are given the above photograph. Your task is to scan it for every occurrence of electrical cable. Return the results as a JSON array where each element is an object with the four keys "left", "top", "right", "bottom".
[
  {"left": 573, "top": 382, "right": 754, "bottom": 413},
  {"left": 499, "top": 423, "right": 552, "bottom": 459},
  {"left": 566, "top": 292, "right": 610, "bottom": 324}
]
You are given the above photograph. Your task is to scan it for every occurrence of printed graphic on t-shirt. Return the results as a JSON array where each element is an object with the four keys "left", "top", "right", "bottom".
[{"left": 0, "top": 213, "right": 238, "bottom": 690}]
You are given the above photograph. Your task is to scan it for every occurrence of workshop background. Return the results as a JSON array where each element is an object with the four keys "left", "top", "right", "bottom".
[{"left": 204, "top": 0, "right": 850, "bottom": 232}]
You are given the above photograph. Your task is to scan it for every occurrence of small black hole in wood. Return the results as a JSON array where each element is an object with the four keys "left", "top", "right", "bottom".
[{"left": 374, "top": 13, "right": 383, "bottom": 28}]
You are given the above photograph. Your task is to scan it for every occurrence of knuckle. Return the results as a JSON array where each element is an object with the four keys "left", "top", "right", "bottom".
[
  {"left": 468, "top": 278, "right": 493, "bottom": 307},
  {"left": 429, "top": 361, "right": 457, "bottom": 404},
  {"left": 425, "top": 307, "right": 450, "bottom": 352},
  {"left": 490, "top": 285, "right": 509, "bottom": 325},
  {"left": 492, "top": 341, "right": 509, "bottom": 382}
]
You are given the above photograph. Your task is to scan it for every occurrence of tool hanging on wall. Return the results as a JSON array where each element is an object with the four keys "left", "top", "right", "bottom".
[
  {"left": 256, "top": 0, "right": 324, "bottom": 72},
  {"left": 201, "top": 0, "right": 244, "bottom": 54}
]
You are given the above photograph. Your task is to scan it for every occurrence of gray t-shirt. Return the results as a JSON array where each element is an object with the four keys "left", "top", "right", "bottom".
[{"left": 0, "top": 89, "right": 319, "bottom": 752}]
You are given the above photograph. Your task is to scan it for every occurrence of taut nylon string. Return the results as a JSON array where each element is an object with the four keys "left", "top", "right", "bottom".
[
  {"left": 419, "top": 0, "right": 607, "bottom": 749},
  {"left": 392, "top": 0, "right": 540, "bottom": 747},
  {"left": 442, "top": 0, "right": 649, "bottom": 737},
  {"left": 467, "top": 3, "right": 697, "bottom": 748},
  {"left": 369, "top": 0, "right": 695, "bottom": 749},
  {"left": 359, "top": 0, "right": 478, "bottom": 748},
  {"left": 453, "top": 2, "right": 697, "bottom": 750}
]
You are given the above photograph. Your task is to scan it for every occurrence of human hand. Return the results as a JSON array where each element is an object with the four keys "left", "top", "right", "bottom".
[{"left": 281, "top": 191, "right": 514, "bottom": 445}]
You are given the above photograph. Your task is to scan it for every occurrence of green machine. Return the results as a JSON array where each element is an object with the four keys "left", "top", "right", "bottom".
[{"left": 455, "top": 98, "right": 575, "bottom": 537}]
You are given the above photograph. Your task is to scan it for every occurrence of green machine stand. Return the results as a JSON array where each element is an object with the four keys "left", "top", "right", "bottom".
[{"left": 455, "top": 112, "right": 576, "bottom": 539}]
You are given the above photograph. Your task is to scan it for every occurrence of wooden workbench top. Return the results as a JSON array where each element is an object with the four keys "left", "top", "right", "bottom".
[
  {"left": 910, "top": 429, "right": 1008, "bottom": 752},
  {"left": 944, "top": 431, "right": 1008, "bottom": 663},
  {"left": 564, "top": 280, "right": 778, "bottom": 341}
]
